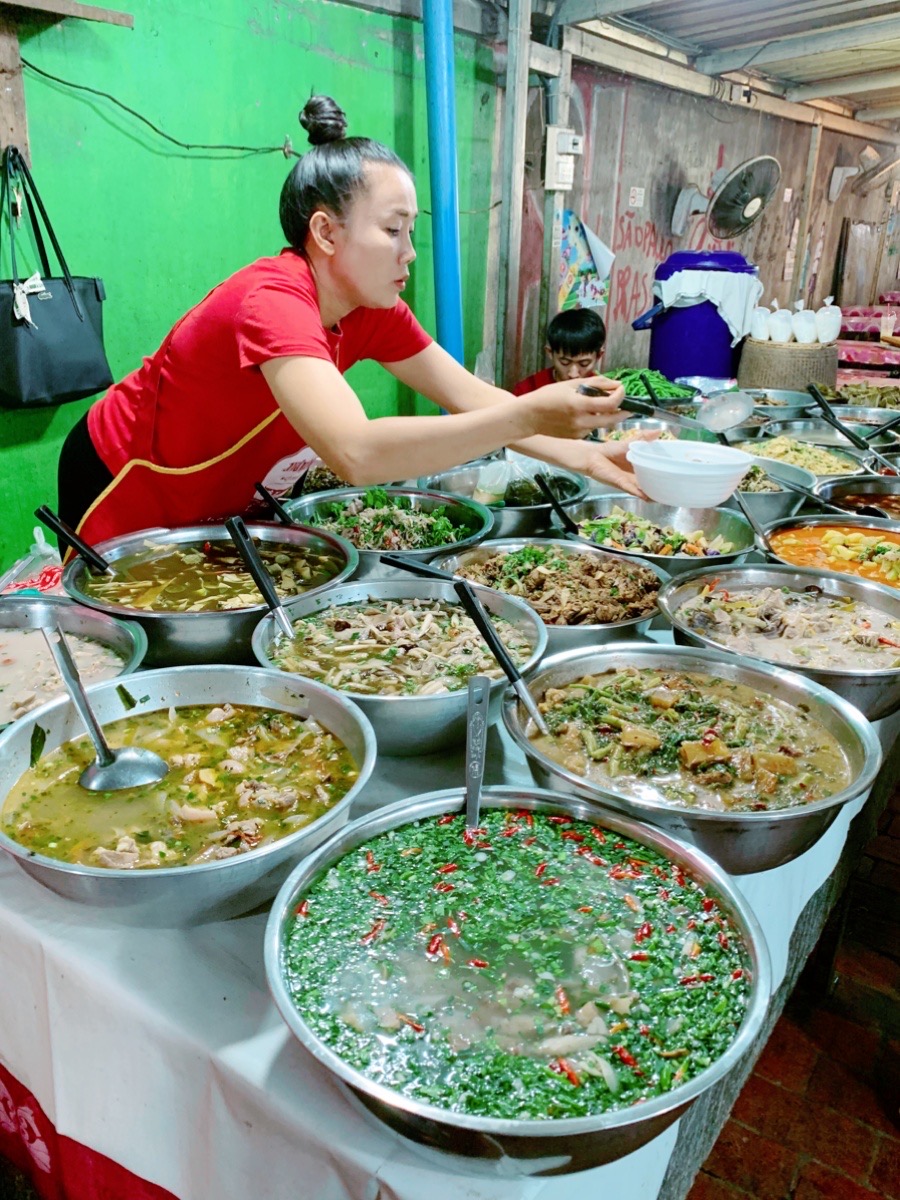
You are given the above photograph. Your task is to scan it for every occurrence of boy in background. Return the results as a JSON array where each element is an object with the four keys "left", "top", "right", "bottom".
[{"left": 513, "top": 308, "right": 606, "bottom": 396}]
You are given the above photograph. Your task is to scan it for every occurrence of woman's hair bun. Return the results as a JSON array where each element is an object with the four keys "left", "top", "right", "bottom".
[{"left": 299, "top": 95, "right": 348, "bottom": 146}]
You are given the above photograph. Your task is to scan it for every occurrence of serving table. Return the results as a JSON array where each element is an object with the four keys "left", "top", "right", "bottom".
[{"left": 1, "top": 623, "right": 898, "bottom": 1200}]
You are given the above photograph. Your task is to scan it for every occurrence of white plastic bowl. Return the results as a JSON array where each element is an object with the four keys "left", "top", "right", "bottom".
[{"left": 626, "top": 440, "right": 753, "bottom": 506}]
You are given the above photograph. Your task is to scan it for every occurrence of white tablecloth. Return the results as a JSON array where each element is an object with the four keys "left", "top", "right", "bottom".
[{"left": 2, "top": 672, "right": 893, "bottom": 1200}]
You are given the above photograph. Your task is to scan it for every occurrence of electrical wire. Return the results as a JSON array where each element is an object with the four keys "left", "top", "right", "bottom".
[
  {"left": 20, "top": 57, "right": 298, "bottom": 157},
  {"left": 19, "top": 57, "right": 504, "bottom": 216}
]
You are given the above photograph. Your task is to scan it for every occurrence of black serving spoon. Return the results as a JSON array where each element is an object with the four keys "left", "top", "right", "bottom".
[
  {"left": 225, "top": 515, "right": 294, "bottom": 640},
  {"left": 34, "top": 505, "right": 111, "bottom": 574},
  {"left": 534, "top": 472, "right": 580, "bottom": 535},
  {"left": 807, "top": 385, "right": 898, "bottom": 475},
  {"left": 378, "top": 553, "right": 550, "bottom": 735},
  {"left": 254, "top": 481, "right": 296, "bottom": 526}
]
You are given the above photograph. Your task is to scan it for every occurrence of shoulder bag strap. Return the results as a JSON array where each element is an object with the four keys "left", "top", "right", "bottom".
[
  {"left": 6, "top": 146, "right": 84, "bottom": 320},
  {"left": 2, "top": 147, "right": 21, "bottom": 286}
]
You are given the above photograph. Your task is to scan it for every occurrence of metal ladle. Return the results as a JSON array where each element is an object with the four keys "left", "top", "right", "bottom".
[
  {"left": 41, "top": 621, "right": 168, "bottom": 792},
  {"left": 639, "top": 371, "right": 755, "bottom": 432},
  {"left": 464, "top": 675, "right": 489, "bottom": 831}
]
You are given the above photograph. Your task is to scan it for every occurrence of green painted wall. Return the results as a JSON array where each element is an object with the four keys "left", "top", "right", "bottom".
[{"left": 0, "top": 0, "right": 497, "bottom": 570}]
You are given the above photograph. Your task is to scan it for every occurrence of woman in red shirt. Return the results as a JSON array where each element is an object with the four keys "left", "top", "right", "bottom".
[{"left": 58, "top": 95, "right": 639, "bottom": 547}]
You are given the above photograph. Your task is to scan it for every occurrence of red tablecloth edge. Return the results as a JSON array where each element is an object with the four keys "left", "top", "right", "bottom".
[{"left": 0, "top": 1061, "right": 177, "bottom": 1200}]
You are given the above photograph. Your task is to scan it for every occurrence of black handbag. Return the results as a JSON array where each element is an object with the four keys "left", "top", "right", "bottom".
[{"left": 0, "top": 145, "right": 113, "bottom": 409}]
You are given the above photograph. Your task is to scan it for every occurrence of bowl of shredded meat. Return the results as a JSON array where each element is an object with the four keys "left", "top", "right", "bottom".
[{"left": 434, "top": 539, "right": 668, "bottom": 653}]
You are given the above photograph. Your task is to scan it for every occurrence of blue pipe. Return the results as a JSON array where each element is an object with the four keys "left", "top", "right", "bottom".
[{"left": 423, "top": 0, "right": 465, "bottom": 363}]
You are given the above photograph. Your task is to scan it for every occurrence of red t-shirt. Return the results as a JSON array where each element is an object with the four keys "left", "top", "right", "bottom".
[
  {"left": 89, "top": 250, "right": 432, "bottom": 474},
  {"left": 512, "top": 367, "right": 555, "bottom": 396}
]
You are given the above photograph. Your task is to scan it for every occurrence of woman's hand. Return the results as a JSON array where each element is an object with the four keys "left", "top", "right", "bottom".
[
  {"left": 581, "top": 437, "right": 652, "bottom": 499},
  {"left": 524, "top": 374, "right": 626, "bottom": 440}
]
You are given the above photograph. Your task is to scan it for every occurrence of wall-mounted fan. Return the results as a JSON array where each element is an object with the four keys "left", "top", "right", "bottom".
[{"left": 672, "top": 155, "right": 782, "bottom": 239}]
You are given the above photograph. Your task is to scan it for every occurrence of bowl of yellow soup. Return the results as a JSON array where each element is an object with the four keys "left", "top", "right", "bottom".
[
  {"left": 762, "top": 515, "right": 900, "bottom": 589},
  {"left": 265, "top": 786, "right": 770, "bottom": 1174},
  {"left": 62, "top": 523, "right": 358, "bottom": 667},
  {"left": 0, "top": 665, "right": 376, "bottom": 924},
  {"left": 502, "top": 643, "right": 881, "bottom": 875}
]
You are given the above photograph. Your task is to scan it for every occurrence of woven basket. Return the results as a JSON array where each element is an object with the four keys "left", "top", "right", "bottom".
[{"left": 737, "top": 338, "right": 838, "bottom": 390}]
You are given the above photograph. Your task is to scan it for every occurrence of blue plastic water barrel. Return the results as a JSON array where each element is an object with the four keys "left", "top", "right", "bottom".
[{"left": 645, "top": 251, "right": 758, "bottom": 380}]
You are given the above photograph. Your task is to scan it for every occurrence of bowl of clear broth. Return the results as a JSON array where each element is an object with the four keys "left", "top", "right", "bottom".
[
  {"left": 0, "top": 595, "right": 146, "bottom": 728},
  {"left": 659, "top": 564, "right": 900, "bottom": 720},
  {"left": 265, "top": 786, "right": 770, "bottom": 1175},
  {"left": 0, "top": 665, "right": 376, "bottom": 924},
  {"left": 62, "top": 523, "right": 358, "bottom": 667},
  {"left": 502, "top": 643, "right": 881, "bottom": 875}
]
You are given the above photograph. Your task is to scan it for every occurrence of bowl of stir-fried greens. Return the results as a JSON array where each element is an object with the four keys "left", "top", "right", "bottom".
[
  {"left": 286, "top": 486, "right": 494, "bottom": 579},
  {"left": 554, "top": 494, "right": 755, "bottom": 576}
]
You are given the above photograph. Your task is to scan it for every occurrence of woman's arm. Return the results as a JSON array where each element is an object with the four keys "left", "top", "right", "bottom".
[
  {"left": 384, "top": 342, "right": 646, "bottom": 496},
  {"left": 260, "top": 354, "right": 625, "bottom": 485}
]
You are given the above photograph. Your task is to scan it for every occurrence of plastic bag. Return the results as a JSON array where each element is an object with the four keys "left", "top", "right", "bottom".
[
  {"left": 750, "top": 306, "right": 770, "bottom": 341},
  {"left": 814, "top": 296, "right": 842, "bottom": 345},
  {"left": 792, "top": 300, "right": 818, "bottom": 345},
  {"left": 768, "top": 301, "right": 794, "bottom": 344}
]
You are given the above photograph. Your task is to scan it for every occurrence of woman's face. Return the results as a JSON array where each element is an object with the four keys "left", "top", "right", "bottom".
[{"left": 330, "top": 163, "right": 418, "bottom": 310}]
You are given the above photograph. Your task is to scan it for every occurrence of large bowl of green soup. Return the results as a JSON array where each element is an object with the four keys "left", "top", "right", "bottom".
[
  {"left": 63, "top": 522, "right": 358, "bottom": 667},
  {"left": 502, "top": 643, "right": 881, "bottom": 875},
  {"left": 0, "top": 665, "right": 376, "bottom": 924},
  {"left": 265, "top": 786, "right": 770, "bottom": 1175}
]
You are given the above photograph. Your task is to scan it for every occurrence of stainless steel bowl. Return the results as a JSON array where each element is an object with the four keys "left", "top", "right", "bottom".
[
  {"left": 721, "top": 421, "right": 767, "bottom": 443},
  {"left": 0, "top": 595, "right": 147, "bottom": 714},
  {"left": 416, "top": 458, "right": 588, "bottom": 540},
  {"left": 815, "top": 475, "right": 900, "bottom": 519},
  {"left": 611, "top": 415, "right": 717, "bottom": 443},
  {"left": 828, "top": 406, "right": 900, "bottom": 429},
  {"left": 284, "top": 487, "right": 493, "bottom": 579},
  {"left": 723, "top": 459, "right": 816, "bottom": 524},
  {"left": 554, "top": 494, "right": 754, "bottom": 577},
  {"left": 740, "top": 440, "right": 869, "bottom": 480},
  {"left": 744, "top": 389, "right": 814, "bottom": 420},
  {"left": 63, "top": 523, "right": 358, "bottom": 667},
  {"left": 0, "top": 666, "right": 377, "bottom": 924},
  {"left": 761, "top": 513, "right": 900, "bottom": 589},
  {"left": 764, "top": 418, "right": 898, "bottom": 449},
  {"left": 251, "top": 579, "right": 547, "bottom": 756},
  {"left": 432, "top": 538, "right": 668, "bottom": 654},
  {"left": 658, "top": 563, "right": 900, "bottom": 720},
  {"left": 265, "top": 786, "right": 771, "bottom": 1175},
  {"left": 502, "top": 643, "right": 882, "bottom": 875}
]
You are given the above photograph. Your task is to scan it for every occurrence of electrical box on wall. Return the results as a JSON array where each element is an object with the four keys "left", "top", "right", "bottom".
[{"left": 544, "top": 126, "right": 583, "bottom": 191}]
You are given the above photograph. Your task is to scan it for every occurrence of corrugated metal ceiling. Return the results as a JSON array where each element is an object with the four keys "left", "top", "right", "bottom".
[{"left": 569, "top": 1, "right": 900, "bottom": 120}]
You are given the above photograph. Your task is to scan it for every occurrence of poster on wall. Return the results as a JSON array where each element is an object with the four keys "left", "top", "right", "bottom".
[{"left": 558, "top": 210, "right": 615, "bottom": 311}]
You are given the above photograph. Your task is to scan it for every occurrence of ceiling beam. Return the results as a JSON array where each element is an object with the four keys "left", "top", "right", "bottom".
[
  {"left": 555, "top": 0, "right": 672, "bottom": 24},
  {"left": 857, "top": 103, "right": 900, "bottom": 122},
  {"left": 788, "top": 68, "right": 900, "bottom": 103},
  {"left": 694, "top": 16, "right": 900, "bottom": 76},
  {"left": 562, "top": 25, "right": 900, "bottom": 145}
]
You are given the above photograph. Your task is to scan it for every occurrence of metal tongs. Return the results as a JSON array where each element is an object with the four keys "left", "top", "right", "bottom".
[
  {"left": 807, "top": 384, "right": 898, "bottom": 475},
  {"left": 379, "top": 553, "right": 549, "bottom": 734}
]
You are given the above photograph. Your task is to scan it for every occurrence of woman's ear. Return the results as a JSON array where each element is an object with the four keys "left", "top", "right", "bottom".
[{"left": 307, "top": 210, "right": 341, "bottom": 257}]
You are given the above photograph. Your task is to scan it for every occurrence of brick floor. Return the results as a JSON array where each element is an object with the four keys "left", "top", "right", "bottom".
[{"left": 689, "top": 786, "right": 900, "bottom": 1200}]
